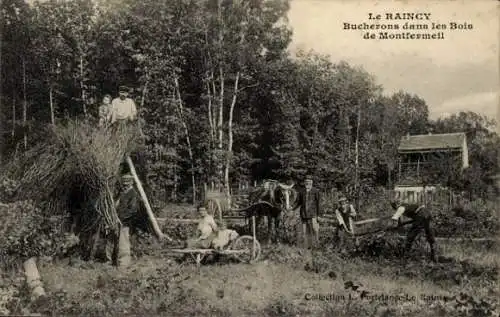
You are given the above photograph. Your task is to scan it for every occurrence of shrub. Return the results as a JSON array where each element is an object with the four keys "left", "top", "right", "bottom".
[{"left": 0, "top": 201, "right": 79, "bottom": 270}]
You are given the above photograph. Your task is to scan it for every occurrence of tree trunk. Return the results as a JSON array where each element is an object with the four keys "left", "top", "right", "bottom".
[
  {"left": 173, "top": 76, "right": 197, "bottom": 205},
  {"left": 80, "top": 55, "right": 87, "bottom": 116},
  {"left": 172, "top": 165, "right": 178, "bottom": 202},
  {"left": 218, "top": 67, "right": 224, "bottom": 151},
  {"left": 11, "top": 96, "right": 16, "bottom": 139},
  {"left": 224, "top": 71, "right": 240, "bottom": 206},
  {"left": 49, "top": 85, "right": 55, "bottom": 125},
  {"left": 139, "top": 73, "right": 149, "bottom": 136},
  {"left": 354, "top": 104, "right": 361, "bottom": 210},
  {"left": 22, "top": 58, "right": 27, "bottom": 150}
]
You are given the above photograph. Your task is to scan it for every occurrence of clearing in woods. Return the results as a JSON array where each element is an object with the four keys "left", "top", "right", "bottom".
[{"left": 26, "top": 203, "right": 498, "bottom": 317}]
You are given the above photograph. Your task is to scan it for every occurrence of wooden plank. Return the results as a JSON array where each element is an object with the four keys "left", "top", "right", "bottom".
[
  {"left": 168, "top": 249, "right": 250, "bottom": 255},
  {"left": 169, "top": 249, "right": 214, "bottom": 254},
  {"left": 126, "top": 156, "right": 172, "bottom": 242},
  {"left": 159, "top": 218, "right": 199, "bottom": 224},
  {"left": 354, "top": 217, "right": 383, "bottom": 225}
]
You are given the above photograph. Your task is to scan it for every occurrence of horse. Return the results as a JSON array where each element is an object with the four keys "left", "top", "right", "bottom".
[{"left": 245, "top": 180, "right": 298, "bottom": 244}]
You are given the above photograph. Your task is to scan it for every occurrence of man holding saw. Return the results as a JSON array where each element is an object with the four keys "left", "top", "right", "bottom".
[{"left": 390, "top": 198, "right": 438, "bottom": 262}]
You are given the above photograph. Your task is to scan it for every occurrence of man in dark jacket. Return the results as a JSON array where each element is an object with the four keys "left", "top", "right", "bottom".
[
  {"left": 105, "top": 173, "right": 140, "bottom": 265},
  {"left": 390, "top": 199, "right": 437, "bottom": 262},
  {"left": 296, "top": 175, "right": 321, "bottom": 249}
]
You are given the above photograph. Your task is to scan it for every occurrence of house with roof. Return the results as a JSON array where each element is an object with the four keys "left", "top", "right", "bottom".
[{"left": 394, "top": 132, "right": 469, "bottom": 203}]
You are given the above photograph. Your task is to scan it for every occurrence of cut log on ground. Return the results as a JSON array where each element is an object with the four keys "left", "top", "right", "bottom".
[
  {"left": 118, "top": 226, "right": 131, "bottom": 268},
  {"left": 23, "top": 257, "right": 45, "bottom": 300}
]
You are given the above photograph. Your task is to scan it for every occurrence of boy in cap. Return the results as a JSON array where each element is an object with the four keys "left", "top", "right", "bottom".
[
  {"left": 296, "top": 175, "right": 321, "bottom": 249},
  {"left": 335, "top": 196, "right": 356, "bottom": 234},
  {"left": 334, "top": 196, "right": 358, "bottom": 252},
  {"left": 110, "top": 85, "right": 138, "bottom": 124}
]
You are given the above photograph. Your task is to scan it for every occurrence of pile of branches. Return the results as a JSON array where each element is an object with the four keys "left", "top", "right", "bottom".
[{"left": 8, "top": 120, "right": 143, "bottom": 243}]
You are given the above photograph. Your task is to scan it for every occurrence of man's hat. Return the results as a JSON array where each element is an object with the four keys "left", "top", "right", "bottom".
[
  {"left": 305, "top": 175, "right": 313, "bottom": 181},
  {"left": 339, "top": 196, "right": 347, "bottom": 202},
  {"left": 121, "top": 173, "right": 134, "bottom": 180},
  {"left": 118, "top": 85, "right": 129, "bottom": 92}
]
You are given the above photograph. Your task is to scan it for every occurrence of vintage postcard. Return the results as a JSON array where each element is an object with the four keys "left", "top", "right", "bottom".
[{"left": 0, "top": 0, "right": 498, "bottom": 316}]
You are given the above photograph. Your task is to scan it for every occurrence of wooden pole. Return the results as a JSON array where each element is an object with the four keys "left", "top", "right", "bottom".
[
  {"left": 125, "top": 156, "right": 172, "bottom": 241},
  {"left": 252, "top": 215, "right": 256, "bottom": 259}
]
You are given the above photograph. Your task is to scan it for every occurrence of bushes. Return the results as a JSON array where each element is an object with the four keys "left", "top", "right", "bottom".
[
  {"left": 432, "top": 199, "right": 498, "bottom": 238},
  {"left": 0, "top": 177, "right": 19, "bottom": 202},
  {"left": 0, "top": 201, "right": 79, "bottom": 270}
]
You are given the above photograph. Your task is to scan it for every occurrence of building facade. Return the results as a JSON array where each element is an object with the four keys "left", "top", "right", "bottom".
[{"left": 394, "top": 132, "right": 468, "bottom": 203}]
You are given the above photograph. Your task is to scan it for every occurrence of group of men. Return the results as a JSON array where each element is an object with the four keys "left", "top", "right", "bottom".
[
  {"left": 290, "top": 175, "right": 437, "bottom": 262},
  {"left": 96, "top": 86, "right": 437, "bottom": 263}
]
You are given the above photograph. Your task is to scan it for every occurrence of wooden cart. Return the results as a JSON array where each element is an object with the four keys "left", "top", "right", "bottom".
[{"left": 169, "top": 235, "right": 261, "bottom": 268}]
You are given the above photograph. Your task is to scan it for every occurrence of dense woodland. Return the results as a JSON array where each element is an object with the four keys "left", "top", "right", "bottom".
[{"left": 1, "top": 0, "right": 499, "bottom": 204}]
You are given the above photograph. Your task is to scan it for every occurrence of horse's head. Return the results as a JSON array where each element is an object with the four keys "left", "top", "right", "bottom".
[{"left": 277, "top": 183, "right": 297, "bottom": 211}]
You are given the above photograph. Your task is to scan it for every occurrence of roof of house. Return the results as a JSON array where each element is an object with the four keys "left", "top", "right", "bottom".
[{"left": 398, "top": 132, "right": 466, "bottom": 151}]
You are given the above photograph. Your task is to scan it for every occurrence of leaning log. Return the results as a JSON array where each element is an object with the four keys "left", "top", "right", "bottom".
[
  {"left": 125, "top": 156, "right": 172, "bottom": 242},
  {"left": 117, "top": 226, "right": 131, "bottom": 268},
  {"left": 23, "top": 257, "right": 45, "bottom": 300}
]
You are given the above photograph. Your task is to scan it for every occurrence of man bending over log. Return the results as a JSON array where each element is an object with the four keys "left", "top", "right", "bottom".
[
  {"left": 335, "top": 196, "right": 356, "bottom": 234},
  {"left": 390, "top": 199, "right": 437, "bottom": 262}
]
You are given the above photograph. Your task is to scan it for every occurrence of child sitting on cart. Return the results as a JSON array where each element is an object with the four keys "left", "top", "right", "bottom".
[
  {"left": 185, "top": 206, "right": 218, "bottom": 249},
  {"left": 185, "top": 206, "right": 239, "bottom": 250}
]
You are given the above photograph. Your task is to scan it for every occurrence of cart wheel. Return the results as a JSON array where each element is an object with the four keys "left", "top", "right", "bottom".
[{"left": 232, "top": 235, "right": 261, "bottom": 263}]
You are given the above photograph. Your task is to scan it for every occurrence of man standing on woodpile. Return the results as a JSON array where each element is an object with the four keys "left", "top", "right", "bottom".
[
  {"left": 110, "top": 85, "right": 137, "bottom": 124},
  {"left": 110, "top": 85, "right": 149, "bottom": 193},
  {"left": 390, "top": 198, "right": 437, "bottom": 262},
  {"left": 296, "top": 175, "right": 321, "bottom": 249}
]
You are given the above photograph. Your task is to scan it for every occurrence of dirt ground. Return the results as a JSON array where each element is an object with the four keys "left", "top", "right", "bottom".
[{"left": 6, "top": 203, "right": 500, "bottom": 316}]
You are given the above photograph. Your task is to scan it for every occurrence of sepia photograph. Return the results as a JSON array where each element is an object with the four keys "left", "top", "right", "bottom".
[{"left": 0, "top": 0, "right": 498, "bottom": 316}]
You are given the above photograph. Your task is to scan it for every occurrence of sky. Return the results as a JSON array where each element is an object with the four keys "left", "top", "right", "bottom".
[{"left": 287, "top": 0, "right": 499, "bottom": 125}]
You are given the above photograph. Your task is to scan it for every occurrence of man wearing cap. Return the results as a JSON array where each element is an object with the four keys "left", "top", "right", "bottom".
[
  {"left": 296, "top": 175, "right": 321, "bottom": 249},
  {"left": 390, "top": 199, "right": 437, "bottom": 262},
  {"left": 334, "top": 196, "right": 358, "bottom": 252},
  {"left": 335, "top": 196, "right": 357, "bottom": 234},
  {"left": 105, "top": 173, "right": 139, "bottom": 266},
  {"left": 111, "top": 85, "right": 149, "bottom": 195},
  {"left": 110, "top": 85, "right": 138, "bottom": 124}
]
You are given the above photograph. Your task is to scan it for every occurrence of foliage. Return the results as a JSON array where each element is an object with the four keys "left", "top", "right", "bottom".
[
  {"left": 0, "top": 200, "right": 79, "bottom": 270},
  {"left": 1, "top": 0, "right": 498, "bottom": 204}
]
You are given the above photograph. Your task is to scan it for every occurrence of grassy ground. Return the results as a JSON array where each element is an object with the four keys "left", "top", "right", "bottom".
[{"left": 4, "top": 203, "right": 499, "bottom": 316}]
